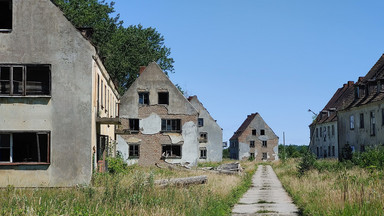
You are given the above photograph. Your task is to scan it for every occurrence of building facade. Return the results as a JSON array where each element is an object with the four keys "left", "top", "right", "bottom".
[
  {"left": 188, "top": 96, "right": 223, "bottom": 162},
  {"left": 0, "top": 0, "right": 119, "bottom": 187},
  {"left": 116, "top": 63, "right": 200, "bottom": 166},
  {"left": 229, "top": 113, "right": 278, "bottom": 161}
]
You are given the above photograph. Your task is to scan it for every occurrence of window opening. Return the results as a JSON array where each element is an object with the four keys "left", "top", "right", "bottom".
[
  {"left": 360, "top": 113, "right": 364, "bottom": 128},
  {"left": 0, "top": 0, "right": 12, "bottom": 31},
  {"left": 200, "top": 147, "right": 207, "bottom": 159},
  {"left": 250, "top": 140, "right": 255, "bottom": 148},
  {"left": 162, "top": 145, "right": 181, "bottom": 158},
  {"left": 260, "top": 129, "right": 265, "bottom": 135},
  {"left": 252, "top": 129, "right": 256, "bottom": 135},
  {"left": 138, "top": 92, "right": 149, "bottom": 105},
  {"left": 158, "top": 92, "right": 169, "bottom": 105},
  {"left": 199, "top": 132, "right": 208, "bottom": 143},
  {"left": 101, "top": 80, "right": 104, "bottom": 109},
  {"left": 250, "top": 152, "right": 255, "bottom": 159},
  {"left": 97, "top": 135, "right": 108, "bottom": 161},
  {"left": 198, "top": 118, "right": 204, "bottom": 127},
  {"left": 332, "top": 125, "right": 335, "bottom": 136},
  {"left": 129, "top": 144, "right": 139, "bottom": 158},
  {"left": 262, "top": 140, "right": 267, "bottom": 147},
  {"left": 262, "top": 152, "right": 267, "bottom": 160},
  {"left": 129, "top": 119, "right": 139, "bottom": 131},
  {"left": 350, "top": 115, "right": 355, "bottom": 130},
  {"left": 161, "top": 119, "right": 181, "bottom": 132},
  {"left": 316, "top": 128, "right": 318, "bottom": 138},
  {"left": 370, "top": 111, "right": 376, "bottom": 136}
]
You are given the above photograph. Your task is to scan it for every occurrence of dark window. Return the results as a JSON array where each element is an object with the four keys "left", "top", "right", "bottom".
[
  {"left": 252, "top": 129, "right": 256, "bottom": 135},
  {"left": 316, "top": 147, "right": 319, "bottom": 157},
  {"left": 262, "top": 140, "right": 267, "bottom": 147},
  {"left": 250, "top": 153, "right": 255, "bottom": 159},
  {"left": 158, "top": 92, "right": 169, "bottom": 105},
  {"left": 260, "top": 130, "right": 265, "bottom": 135},
  {"left": 97, "top": 134, "right": 108, "bottom": 161},
  {"left": 382, "top": 108, "right": 384, "bottom": 126},
  {"left": 0, "top": 0, "right": 12, "bottom": 31},
  {"left": 101, "top": 80, "right": 104, "bottom": 109},
  {"left": 360, "top": 145, "right": 365, "bottom": 152},
  {"left": 316, "top": 128, "right": 319, "bottom": 138},
  {"left": 161, "top": 119, "right": 181, "bottom": 132},
  {"left": 129, "top": 145, "right": 139, "bottom": 158},
  {"left": 0, "top": 65, "right": 50, "bottom": 96},
  {"left": 360, "top": 113, "right": 364, "bottom": 129},
  {"left": 262, "top": 152, "right": 267, "bottom": 160},
  {"left": 327, "top": 126, "right": 330, "bottom": 137},
  {"left": 198, "top": 118, "right": 204, "bottom": 127},
  {"left": 328, "top": 146, "right": 331, "bottom": 157},
  {"left": 370, "top": 111, "right": 376, "bottom": 136},
  {"left": 138, "top": 92, "right": 149, "bottom": 105},
  {"left": 0, "top": 132, "right": 50, "bottom": 163},
  {"left": 199, "top": 132, "right": 207, "bottom": 143},
  {"left": 320, "top": 127, "right": 323, "bottom": 137},
  {"left": 332, "top": 125, "right": 335, "bottom": 136},
  {"left": 332, "top": 146, "right": 335, "bottom": 156},
  {"left": 350, "top": 115, "right": 354, "bottom": 130},
  {"left": 200, "top": 147, "right": 207, "bottom": 159},
  {"left": 162, "top": 145, "right": 181, "bottom": 158},
  {"left": 129, "top": 119, "right": 139, "bottom": 131},
  {"left": 250, "top": 140, "right": 255, "bottom": 148}
]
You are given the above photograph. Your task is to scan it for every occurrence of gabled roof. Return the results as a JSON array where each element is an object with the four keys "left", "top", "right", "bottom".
[{"left": 230, "top": 113, "right": 258, "bottom": 140}]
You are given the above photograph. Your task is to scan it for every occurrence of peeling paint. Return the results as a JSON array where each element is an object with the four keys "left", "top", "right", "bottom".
[{"left": 141, "top": 113, "right": 161, "bottom": 134}]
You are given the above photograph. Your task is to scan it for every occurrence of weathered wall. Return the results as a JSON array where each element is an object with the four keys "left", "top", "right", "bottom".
[
  {"left": 310, "top": 121, "right": 338, "bottom": 159},
  {"left": 117, "top": 63, "right": 199, "bottom": 166},
  {"left": 338, "top": 101, "right": 384, "bottom": 156},
  {"left": 0, "top": 0, "right": 96, "bottom": 187},
  {"left": 188, "top": 96, "right": 223, "bottom": 162}
]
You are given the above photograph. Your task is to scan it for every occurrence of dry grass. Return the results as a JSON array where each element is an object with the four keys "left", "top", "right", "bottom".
[{"left": 273, "top": 159, "right": 384, "bottom": 216}]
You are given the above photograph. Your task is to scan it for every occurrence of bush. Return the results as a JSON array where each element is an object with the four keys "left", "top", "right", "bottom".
[
  {"left": 352, "top": 146, "right": 384, "bottom": 169},
  {"left": 106, "top": 152, "right": 127, "bottom": 174},
  {"left": 297, "top": 151, "right": 316, "bottom": 177}
]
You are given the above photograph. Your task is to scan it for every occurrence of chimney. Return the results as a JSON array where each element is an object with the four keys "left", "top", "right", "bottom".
[
  {"left": 139, "top": 66, "right": 146, "bottom": 75},
  {"left": 358, "top": 77, "right": 364, "bottom": 82},
  {"left": 348, "top": 81, "right": 354, "bottom": 86}
]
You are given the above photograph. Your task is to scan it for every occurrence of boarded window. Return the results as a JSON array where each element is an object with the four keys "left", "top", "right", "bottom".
[
  {"left": 199, "top": 147, "right": 207, "bottom": 159},
  {"left": 129, "top": 119, "right": 139, "bottom": 131},
  {"left": 138, "top": 92, "right": 149, "bottom": 105},
  {"left": 0, "top": 0, "right": 12, "bottom": 31},
  {"left": 129, "top": 144, "right": 139, "bottom": 158},
  {"left": 0, "top": 65, "right": 50, "bottom": 96},
  {"left": 198, "top": 118, "right": 204, "bottom": 127},
  {"left": 0, "top": 132, "right": 50, "bottom": 163},
  {"left": 162, "top": 145, "right": 181, "bottom": 158},
  {"left": 161, "top": 119, "right": 181, "bottom": 132},
  {"left": 250, "top": 140, "right": 255, "bottom": 148},
  {"left": 158, "top": 92, "right": 169, "bottom": 105}
]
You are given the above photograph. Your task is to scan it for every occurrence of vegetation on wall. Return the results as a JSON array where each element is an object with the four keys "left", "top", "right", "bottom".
[{"left": 52, "top": 0, "right": 175, "bottom": 94}]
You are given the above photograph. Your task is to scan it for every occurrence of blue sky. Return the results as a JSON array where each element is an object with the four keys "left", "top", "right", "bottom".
[{"left": 108, "top": 0, "right": 384, "bottom": 145}]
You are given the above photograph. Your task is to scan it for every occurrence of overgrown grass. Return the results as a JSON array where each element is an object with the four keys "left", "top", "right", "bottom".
[
  {"left": 273, "top": 159, "right": 384, "bottom": 215},
  {"left": 0, "top": 161, "right": 257, "bottom": 215}
]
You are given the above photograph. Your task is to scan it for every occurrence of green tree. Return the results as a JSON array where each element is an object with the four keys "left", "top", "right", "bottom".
[{"left": 53, "top": 0, "right": 174, "bottom": 94}]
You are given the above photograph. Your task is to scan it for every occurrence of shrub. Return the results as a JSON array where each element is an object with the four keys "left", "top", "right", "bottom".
[
  {"left": 297, "top": 150, "right": 316, "bottom": 177},
  {"left": 106, "top": 152, "right": 127, "bottom": 174},
  {"left": 352, "top": 146, "right": 384, "bottom": 169}
]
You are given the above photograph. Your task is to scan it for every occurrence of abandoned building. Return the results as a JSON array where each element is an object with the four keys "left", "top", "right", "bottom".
[
  {"left": 229, "top": 113, "right": 278, "bottom": 161},
  {"left": 337, "top": 54, "right": 384, "bottom": 156},
  {"left": 188, "top": 95, "right": 223, "bottom": 162},
  {"left": 116, "top": 62, "right": 202, "bottom": 166},
  {"left": 309, "top": 81, "right": 355, "bottom": 159},
  {"left": 0, "top": 0, "right": 119, "bottom": 187}
]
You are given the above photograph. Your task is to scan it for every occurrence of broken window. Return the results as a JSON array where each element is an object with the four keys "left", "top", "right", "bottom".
[
  {"left": 162, "top": 145, "right": 181, "bottom": 158},
  {"left": 0, "top": 0, "right": 12, "bottom": 31},
  {"left": 161, "top": 119, "right": 181, "bottom": 132},
  {"left": 97, "top": 134, "right": 108, "bottom": 161},
  {"left": 250, "top": 140, "right": 255, "bottom": 148},
  {"left": 129, "top": 119, "right": 139, "bottom": 131},
  {"left": 199, "top": 147, "right": 207, "bottom": 159},
  {"left": 360, "top": 113, "right": 364, "bottom": 129},
  {"left": 138, "top": 92, "right": 149, "bottom": 105},
  {"left": 129, "top": 144, "right": 139, "bottom": 158},
  {"left": 252, "top": 129, "right": 256, "bottom": 135},
  {"left": 199, "top": 132, "right": 208, "bottom": 143},
  {"left": 350, "top": 115, "right": 355, "bottom": 130},
  {"left": 260, "top": 129, "right": 265, "bottom": 135},
  {"left": 262, "top": 152, "right": 267, "bottom": 160},
  {"left": 198, "top": 118, "right": 204, "bottom": 127},
  {"left": 370, "top": 111, "right": 376, "bottom": 136},
  {"left": 0, "top": 65, "right": 50, "bottom": 96},
  {"left": 158, "top": 92, "right": 169, "bottom": 105},
  {"left": 0, "top": 132, "right": 50, "bottom": 163},
  {"left": 262, "top": 141, "right": 267, "bottom": 147}
]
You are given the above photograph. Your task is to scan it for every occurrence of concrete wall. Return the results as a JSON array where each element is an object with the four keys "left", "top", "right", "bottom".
[
  {"left": 0, "top": 0, "right": 116, "bottom": 187},
  {"left": 188, "top": 96, "right": 223, "bottom": 162},
  {"left": 338, "top": 101, "right": 384, "bottom": 156},
  {"left": 310, "top": 121, "right": 338, "bottom": 159},
  {"left": 117, "top": 63, "right": 199, "bottom": 166}
]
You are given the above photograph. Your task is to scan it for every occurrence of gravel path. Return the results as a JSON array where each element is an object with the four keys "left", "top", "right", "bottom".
[{"left": 232, "top": 165, "right": 299, "bottom": 216}]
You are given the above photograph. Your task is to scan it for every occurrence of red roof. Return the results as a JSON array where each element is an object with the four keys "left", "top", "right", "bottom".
[{"left": 230, "top": 113, "right": 258, "bottom": 140}]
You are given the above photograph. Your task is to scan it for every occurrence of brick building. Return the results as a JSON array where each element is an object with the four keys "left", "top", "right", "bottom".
[
  {"left": 229, "top": 113, "right": 278, "bottom": 161},
  {"left": 116, "top": 62, "right": 200, "bottom": 166}
]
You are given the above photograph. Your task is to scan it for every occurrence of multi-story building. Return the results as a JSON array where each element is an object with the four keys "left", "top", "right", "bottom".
[
  {"left": 0, "top": 0, "right": 119, "bottom": 187},
  {"left": 229, "top": 113, "right": 278, "bottom": 161}
]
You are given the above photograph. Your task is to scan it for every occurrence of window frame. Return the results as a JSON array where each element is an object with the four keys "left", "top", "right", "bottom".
[
  {"left": 252, "top": 129, "right": 256, "bottom": 136},
  {"left": 199, "top": 132, "right": 208, "bottom": 143},
  {"left": 260, "top": 129, "right": 265, "bottom": 135},
  {"left": 359, "top": 113, "right": 364, "bottom": 129},
  {"left": 158, "top": 92, "right": 169, "bottom": 105},
  {"left": 250, "top": 140, "right": 255, "bottom": 148},
  {"left": 129, "top": 118, "right": 140, "bottom": 132},
  {"left": 262, "top": 152, "right": 267, "bottom": 160},
  {"left": 0, "top": 131, "right": 50, "bottom": 165},
  {"left": 370, "top": 111, "right": 376, "bottom": 136},
  {"left": 350, "top": 115, "right": 355, "bottom": 130},
  {"left": 0, "top": 64, "right": 51, "bottom": 97},
  {"left": 128, "top": 144, "right": 140, "bottom": 158},
  {"left": 162, "top": 144, "right": 182, "bottom": 159},
  {"left": 199, "top": 147, "right": 207, "bottom": 159},
  {"left": 198, "top": 118, "right": 204, "bottom": 127},
  {"left": 161, "top": 119, "right": 181, "bottom": 133},
  {"left": 262, "top": 140, "right": 267, "bottom": 148},
  {"left": 138, "top": 92, "right": 149, "bottom": 105},
  {"left": 0, "top": 0, "right": 12, "bottom": 32}
]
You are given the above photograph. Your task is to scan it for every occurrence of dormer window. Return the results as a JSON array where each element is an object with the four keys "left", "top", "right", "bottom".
[
  {"left": 0, "top": 0, "right": 12, "bottom": 31},
  {"left": 158, "top": 92, "right": 169, "bottom": 105}
]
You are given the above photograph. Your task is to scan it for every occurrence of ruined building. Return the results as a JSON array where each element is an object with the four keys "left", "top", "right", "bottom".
[
  {"left": 309, "top": 81, "right": 354, "bottom": 159},
  {"left": 0, "top": 0, "right": 119, "bottom": 187},
  {"left": 229, "top": 113, "right": 278, "bottom": 161},
  {"left": 188, "top": 96, "right": 223, "bottom": 162},
  {"left": 337, "top": 54, "right": 384, "bottom": 156},
  {"left": 116, "top": 63, "right": 201, "bottom": 166}
]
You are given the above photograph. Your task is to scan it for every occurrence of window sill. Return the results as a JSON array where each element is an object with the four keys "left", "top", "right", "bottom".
[
  {"left": 161, "top": 131, "right": 182, "bottom": 134},
  {"left": 0, "top": 95, "right": 51, "bottom": 98},
  {"left": 128, "top": 157, "right": 139, "bottom": 159},
  {"left": 0, "top": 29, "right": 12, "bottom": 33},
  {"left": 0, "top": 162, "right": 50, "bottom": 166}
]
